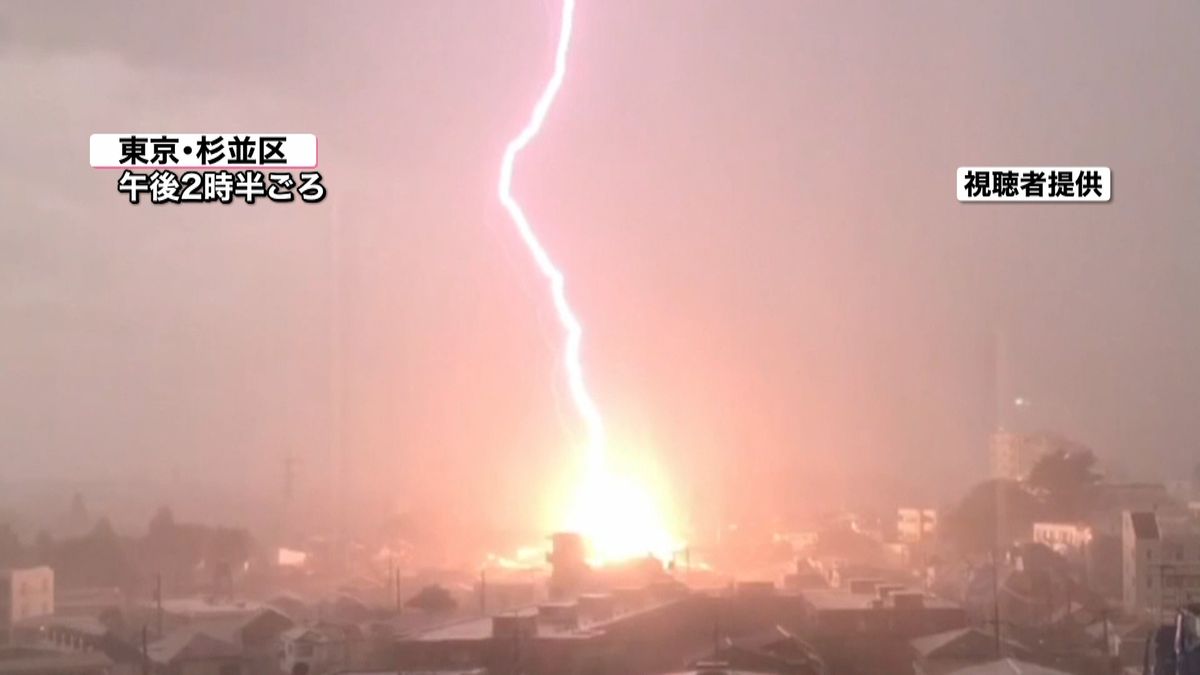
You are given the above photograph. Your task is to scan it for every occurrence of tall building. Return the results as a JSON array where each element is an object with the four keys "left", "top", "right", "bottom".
[
  {"left": 896, "top": 508, "right": 937, "bottom": 544},
  {"left": 988, "top": 431, "right": 1060, "bottom": 480},
  {"left": 0, "top": 566, "right": 54, "bottom": 643},
  {"left": 1121, "top": 511, "right": 1200, "bottom": 619},
  {"left": 547, "top": 532, "right": 589, "bottom": 600}
]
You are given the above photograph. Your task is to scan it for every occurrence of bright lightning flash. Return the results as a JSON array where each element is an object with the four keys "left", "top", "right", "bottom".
[{"left": 497, "top": 0, "right": 680, "bottom": 565}]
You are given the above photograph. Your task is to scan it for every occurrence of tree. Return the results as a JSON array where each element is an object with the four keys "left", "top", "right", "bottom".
[
  {"left": 405, "top": 585, "right": 457, "bottom": 613},
  {"left": 0, "top": 523, "right": 23, "bottom": 567},
  {"left": 91, "top": 517, "right": 116, "bottom": 540},
  {"left": 206, "top": 527, "right": 252, "bottom": 569},
  {"left": 1028, "top": 446, "right": 1101, "bottom": 519},
  {"left": 69, "top": 492, "right": 89, "bottom": 523},
  {"left": 942, "top": 479, "right": 1041, "bottom": 556},
  {"left": 140, "top": 509, "right": 256, "bottom": 595},
  {"left": 41, "top": 519, "right": 140, "bottom": 590},
  {"left": 148, "top": 506, "right": 176, "bottom": 538},
  {"left": 1028, "top": 446, "right": 1101, "bottom": 493},
  {"left": 33, "top": 530, "right": 54, "bottom": 563},
  {"left": 60, "top": 492, "right": 93, "bottom": 537}
]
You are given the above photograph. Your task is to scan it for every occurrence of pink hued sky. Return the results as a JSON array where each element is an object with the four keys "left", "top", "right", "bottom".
[{"left": 0, "top": 1, "right": 1197, "bottom": 536}]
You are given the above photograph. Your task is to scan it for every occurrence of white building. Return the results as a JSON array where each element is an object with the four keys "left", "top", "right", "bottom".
[
  {"left": 1122, "top": 510, "right": 1200, "bottom": 619},
  {"left": 1032, "top": 522, "right": 1092, "bottom": 557},
  {"left": 0, "top": 566, "right": 54, "bottom": 643},
  {"left": 280, "top": 624, "right": 355, "bottom": 675},
  {"left": 897, "top": 508, "right": 937, "bottom": 544}
]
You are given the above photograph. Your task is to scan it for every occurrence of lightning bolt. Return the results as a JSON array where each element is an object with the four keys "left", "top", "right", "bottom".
[
  {"left": 498, "top": 1, "right": 680, "bottom": 563},
  {"left": 497, "top": 0, "right": 605, "bottom": 471}
]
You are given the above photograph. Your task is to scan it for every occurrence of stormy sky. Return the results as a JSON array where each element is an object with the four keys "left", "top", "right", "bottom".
[{"left": 1, "top": 1, "right": 1198, "bottom": 530}]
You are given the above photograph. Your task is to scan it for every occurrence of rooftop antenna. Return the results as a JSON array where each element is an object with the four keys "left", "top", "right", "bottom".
[
  {"left": 994, "top": 329, "right": 1008, "bottom": 432},
  {"left": 283, "top": 449, "right": 301, "bottom": 503},
  {"left": 480, "top": 568, "right": 487, "bottom": 615},
  {"left": 329, "top": 198, "right": 350, "bottom": 559}
]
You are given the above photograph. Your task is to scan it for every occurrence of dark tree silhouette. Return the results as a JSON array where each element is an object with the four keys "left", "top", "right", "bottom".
[
  {"left": 1028, "top": 446, "right": 1101, "bottom": 519},
  {"left": 405, "top": 585, "right": 458, "bottom": 613},
  {"left": 140, "top": 507, "right": 256, "bottom": 596},
  {"left": 1028, "top": 446, "right": 1101, "bottom": 493},
  {"left": 812, "top": 525, "right": 886, "bottom": 565},
  {"left": 0, "top": 523, "right": 23, "bottom": 567},
  {"left": 148, "top": 506, "right": 176, "bottom": 537},
  {"left": 39, "top": 518, "right": 140, "bottom": 590},
  {"left": 33, "top": 530, "right": 54, "bottom": 561},
  {"left": 69, "top": 492, "right": 89, "bottom": 522},
  {"left": 942, "top": 479, "right": 1041, "bottom": 555}
]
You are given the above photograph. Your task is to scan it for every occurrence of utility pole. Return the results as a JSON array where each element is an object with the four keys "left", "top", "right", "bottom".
[
  {"left": 283, "top": 449, "right": 299, "bottom": 503},
  {"left": 712, "top": 595, "right": 723, "bottom": 661},
  {"left": 712, "top": 616, "right": 720, "bottom": 660},
  {"left": 1100, "top": 606, "right": 1111, "bottom": 658},
  {"left": 154, "top": 573, "right": 163, "bottom": 638},
  {"left": 141, "top": 625, "right": 149, "bottom": 675},
  {"left": 479, "top": 568, "right": 487, "bottom": 615},
  {"left": 387, "top": 556, "right": 395, "bottom": 611},
  {"left": 990, "top": 474, "right": 1005, "bottom": 659},
  {"left": 991, "top": 548, "right": 1002, "bottom": 658}
]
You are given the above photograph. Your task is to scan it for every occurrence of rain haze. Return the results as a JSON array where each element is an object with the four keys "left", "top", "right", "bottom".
[{"left": 0, "top": 3, "right": 1199, "bottom": 673}]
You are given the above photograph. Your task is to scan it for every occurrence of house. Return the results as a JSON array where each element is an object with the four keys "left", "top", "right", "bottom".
[
  {"left": 146, "top": 630, "right": 245, "bottom": 675},
  {"left": 940, "top": 658, "right": 1071, "bottom": 674},
  {"left": 10, "top": 614, "right": 141, "bottom": 670},
  {"left": 140, "top": 607, "right": 293, "bottom": 674},
  {"left": 54, "top": 587, "right": 125, "bottom": 619},
  {"left": 1083, "top": 618, "right": 1155, "bottom": 671},
  {"left": 182, "top": 609, "right": 292, "bottom": 646},
  {"left": 799, "top": 588, "right": 966, "bottom": 638},
  {"left": 154, "top": 599, "right": 265, "bottom": 624},
  {"left": 0, "top": 646, "right": 115, "bottom": 675},
  {"left": 0, "top": 568, "right": 54, "bottom": 644},
  {"left": 331, "top": 671, "right": 485, "bottom": 675},
  {"left": 911, "top": 627, "right": 1031, "bottom": 675},
  {"left": 265, "top": 594, "right": 310, "bottom": 623},
  {"left": 697, "top": 625, "right": 825, "bottom": 674},
  {"left": 280, "top": 623, "right": 360, "bottom": 675},
  {"left": 1122, "top": 510, "right": 1200, "bottom": 617}
]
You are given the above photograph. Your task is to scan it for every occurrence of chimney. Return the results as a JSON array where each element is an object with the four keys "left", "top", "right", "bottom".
[
  {"left": 537, "top": 602, "right": 579, "bottom": 630},
  {"left": 892, "top": 592, "right": 926, "bottom": 610},
  {"left": 491, "top": 612, "right": 538, "bottom": 640}
]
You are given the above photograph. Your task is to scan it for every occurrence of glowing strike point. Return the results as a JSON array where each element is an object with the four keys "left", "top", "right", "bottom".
[{"left": 497, "top": 0, "right": 680, "bottom": 564}]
